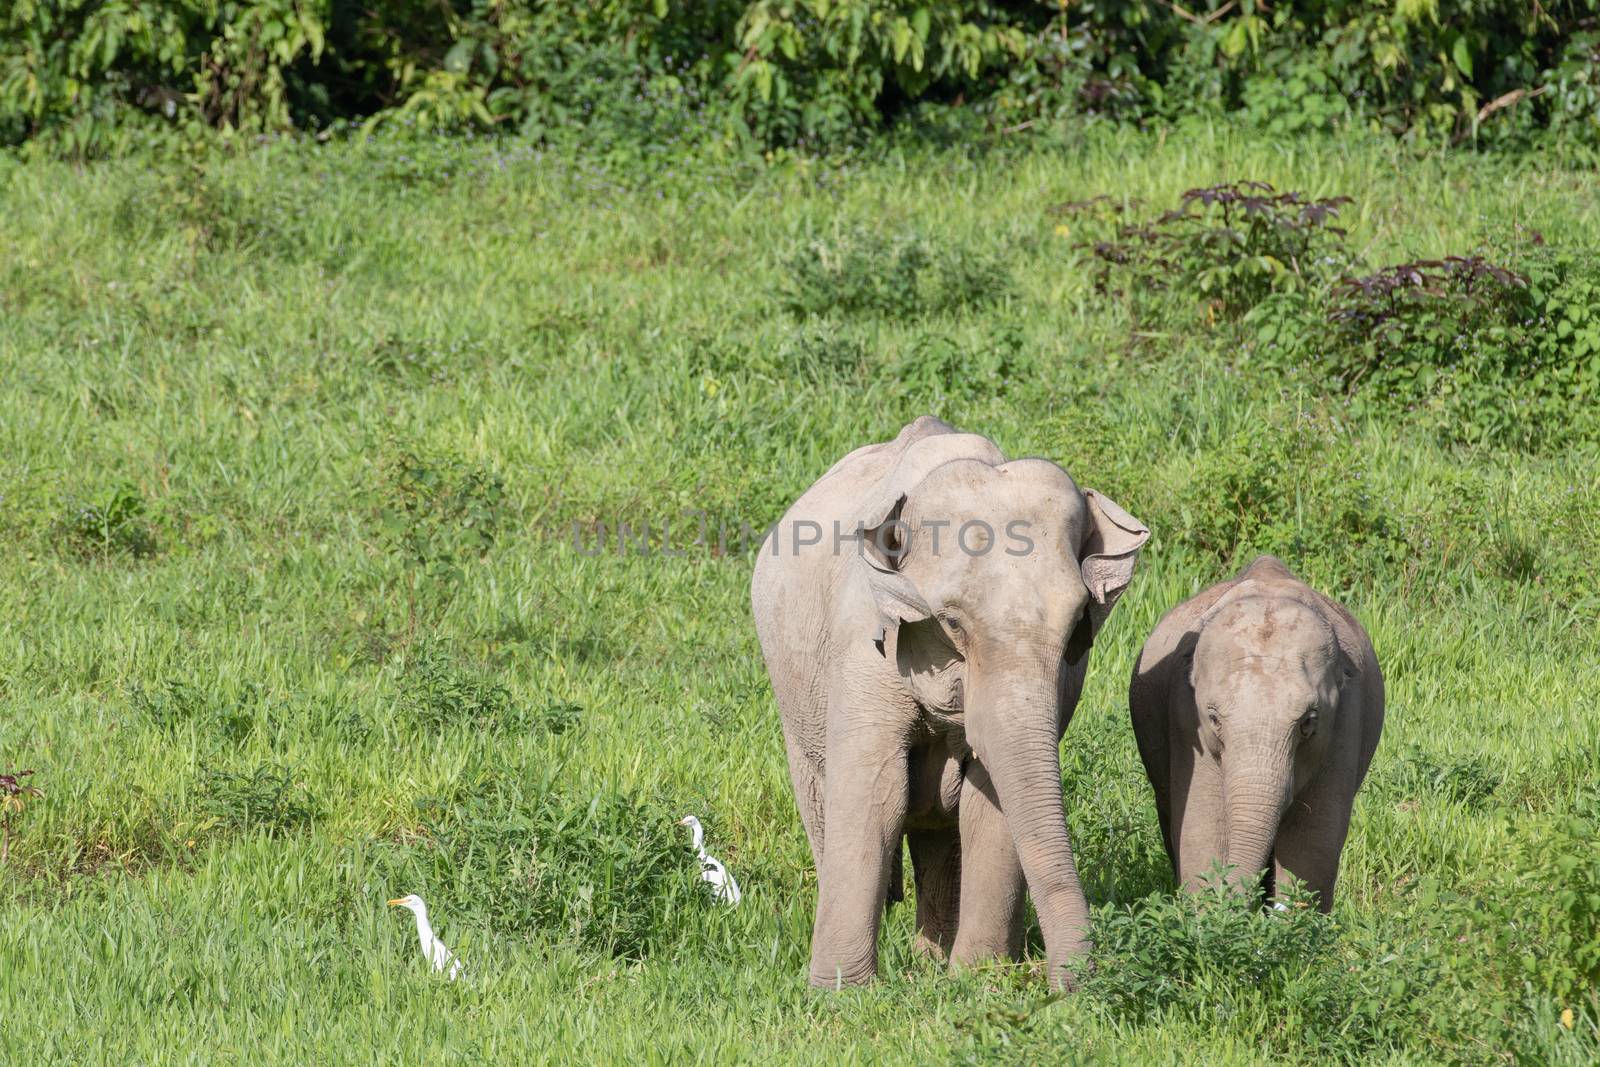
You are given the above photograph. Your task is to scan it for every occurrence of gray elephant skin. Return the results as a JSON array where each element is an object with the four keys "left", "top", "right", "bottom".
[
  {"left": 1128, "top": 555, "right": 1384, "bottom": 910},
  {"left": 751, "top": 416, "right": 1150, "bottom": 989}
]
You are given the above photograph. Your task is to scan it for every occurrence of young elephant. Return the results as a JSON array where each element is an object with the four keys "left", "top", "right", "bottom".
[
  {"left": 752, "top": 416, "right": 1149, "bottom": 989},
  {"left": 1129, "top": 556, "right": 1383, "bottom": 911}
]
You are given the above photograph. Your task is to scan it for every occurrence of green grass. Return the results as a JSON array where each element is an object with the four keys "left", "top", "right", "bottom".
[{"left": 1, "top": 123, "right": 1597, "bottom": 1064}]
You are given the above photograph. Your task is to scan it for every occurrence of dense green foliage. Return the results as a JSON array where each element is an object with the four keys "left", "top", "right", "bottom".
[
  {"left": 1, "top": 123, "right": 1597, "bottom": 1061},
  {"left": 4, "top": 1, "right": 1599, "bottom": 155}
]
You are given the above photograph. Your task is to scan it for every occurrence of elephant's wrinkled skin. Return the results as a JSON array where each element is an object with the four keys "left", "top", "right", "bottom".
[
  {"left": 1129, "top": 555, "right": 1384, "bottom": 911},
  {"left": 752, "top": 417, "right": 1149, "bottom": 989}
]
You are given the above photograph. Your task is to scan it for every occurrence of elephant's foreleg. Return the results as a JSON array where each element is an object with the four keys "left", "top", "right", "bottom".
[
  {"left": 1273, "top": 778, "right": 1353, "bottom": 913},
  {"left": 1173, "top": 747, "right": 1227, "bottom": 890},
  {"left": 908, "top": 829, "right": 960, "bottom": 959},
  {"left": 950, "top": 761, "right": 1025, "bottom": 966},
  {"left": 809, "top": 719, "right": 909, "bottom": 988}
]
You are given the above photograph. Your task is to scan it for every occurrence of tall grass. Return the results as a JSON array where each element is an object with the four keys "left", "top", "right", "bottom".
[{"left": 0, "top": 124, "right": 1596, "bottom": 1063}]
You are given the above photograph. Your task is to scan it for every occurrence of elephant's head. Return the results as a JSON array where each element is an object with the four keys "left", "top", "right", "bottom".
[
  {"left": 853, "top": 443, "right": 1148, "bottom": 984},
  {"left": 1189, "top": 575, "right": 1353, "bottom": 894}
]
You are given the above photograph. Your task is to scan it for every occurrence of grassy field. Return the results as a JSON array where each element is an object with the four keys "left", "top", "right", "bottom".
[{"left": 1, "top": 123, "right": 1597, "bottom": 1064}]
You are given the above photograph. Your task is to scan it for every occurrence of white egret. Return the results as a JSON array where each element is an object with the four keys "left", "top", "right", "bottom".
[
  {"left": 387, "top": 894, "right": 463, "bottom": 979},
  {"left": 678, "top": 815, "right": 741, "bottom": 906}
]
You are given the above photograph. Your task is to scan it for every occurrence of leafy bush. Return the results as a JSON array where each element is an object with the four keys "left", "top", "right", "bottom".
[
  {"left": 729, "top": 1, "right": 1037, "bottom": 145},
  {"left": 780, "top": 227, "right": 1010, "bottom": 317},
  {"left": 1498, "top": 816, "right": 1600, "bottom": 1006},
  {"left": 1284, "top": 241, "right": 1600, "bottom": 450},
  {"left": 1080, "top": 879, "right": 1386, "bottom": 1058},
  {"left": 390, "top": 777, "right": 702, "bottom": 959},
  {"left": 5, "top": 2, "right": 1600, "bottom": 154},
  {"left": 398, "top": 644, "right": 514, "bottom": 731},
  {"left": 952, "top": 822, "right": 1600, "bottom": 1062},
  {"left": 1158, "top": 409, "right": 1405, "bottom": 577},
  {"left": 889, "top": 324, "right": 1035, "bottom": 402},
  {"left": 0, "top": 0, "right": 329, "bottom": 154},
  {"left": 0, "top": 768, "right": 42, "bottom": 866},
  {"left": 131, "top": 678, "right": 262, "bottom": 742},
  {"left": 196, "top": 762, "right": 318, "bottom": 835},
  {"left": 376, "top": 440, "right": 507, "bottom": 580},
  {"left": 1086, "top": 181, "right": 1353, "bottom": 319},
  {"left": 1376, "top": 742, "right": 1503, "bottom": 809},
  {"left": 775, "top": 322, "right": 868, "bottom": 379},
  {"left": 397, "top": 640, "right": 582, "bottom": 735}
]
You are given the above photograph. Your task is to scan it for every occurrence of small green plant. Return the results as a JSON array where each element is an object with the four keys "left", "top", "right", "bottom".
[
  {"left": 378, "top": 443, "right": 505, "bottom": 570},
  {"left": 131, "top": 679, "right": 260, "bottom": 742},
  {"left": 0, "top": 768, "right": 41, "bottom": 865},
  {"left": 196, "top": 763, "right": 318, "bottom": 836},
  {"left": 376, "top": 442, "right": 508, "bottom": 629},
  {"left": 399, "top": 641, "right": 514, "bottom": 731},
  {"left": 1507, "top": 816, "right": 1600, "bottom": 1005},
  {"left": 776, "top": 322, "right": 868, "bottom": 379},
  {"left": 398, "top": 641, "right": 584, "bottom": 734},
  {"left": 1377, "top": 743, "right": 1503, "bottom": 810},
  {"left": 780, "top": 228, "right": 1010, "bottom": 318},
  {"left": 889, "top": 324, "right": 1035, "bottom": 402},
  {"left": 57, "top": 484, "right": 158, "bottom": 559}
]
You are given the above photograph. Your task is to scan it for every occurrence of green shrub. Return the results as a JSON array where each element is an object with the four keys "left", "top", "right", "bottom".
[
  {"left": 397, "top": 640, "right": 582, "bottom": 735},
  {"left": 196, "top": 762, "right": 319, "bottom": 835},
  {"left": 1158, "top": 409, "right": 1405, "bottom": 578},
  {"left": 131, "top": 678, "right": 262, "bottom": 742},
  {"left": 1497, "top": 816, "right": 1600, "bottom": 1007},
  {"left": 1, "top": 0, "right": 330, "bottom": 154},
  {"left": 889, "top": 324, "right": 1034, "bottom": 401},
  {"left": 376, "top": 440, "right": 507, "bottom": 581},
  {"left": 1080, "top": 879, "right": 1389, "bottom": 1058},
  {"left": 5, "top": 2, "right": 1600, "bottom": 154},
  {"left": 389, "top": 777, "right": 702, "bottom": 959},
  {"left": 780, "top": 227, "right": 1010, "bottom": 318},
  {"left": 1375, "top": 742, "right": 1504, "bottom": 810},
  {"left": 1265, "top": 241, "right": 1600, "bottom": 451}
]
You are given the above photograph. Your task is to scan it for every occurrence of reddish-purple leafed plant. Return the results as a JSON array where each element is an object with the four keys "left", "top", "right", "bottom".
[
  {"left": 1080, "top": 181, "right": 1355, "bottom": 317},
  {"left": 0, "top": 768, "right": 41, "bottom": 866}
]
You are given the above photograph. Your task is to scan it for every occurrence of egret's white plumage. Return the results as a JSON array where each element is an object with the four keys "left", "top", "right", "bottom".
[
  {"left": 678, "top": 815, "right": 741, "bottom": 906},
  {"left": 388, "top": 894, "right": 463, "bottom": 979}
]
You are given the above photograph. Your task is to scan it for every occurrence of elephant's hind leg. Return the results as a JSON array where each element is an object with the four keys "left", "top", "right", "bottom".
[{"left": 908, "top": 828, "right": 960, "bottom": 959}]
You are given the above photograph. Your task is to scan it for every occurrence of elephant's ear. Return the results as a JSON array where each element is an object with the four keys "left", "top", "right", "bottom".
[
  {"left": 854, "top": 433, "right": 1001, "bottom": 651},
  {"left": 857, "top": 492, "right": 933, "bottom": 651},
  {"left": 1078, "top": 488, "right": 1151, "bottom": 632}
]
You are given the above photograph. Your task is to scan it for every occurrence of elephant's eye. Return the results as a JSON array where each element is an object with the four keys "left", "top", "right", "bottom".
[
  {"left": 1300, "top": 708, "right": 1319, "bottom": 739},
  {"left": 1206, "top": 709, "right": 1220, "bottom": 730}
]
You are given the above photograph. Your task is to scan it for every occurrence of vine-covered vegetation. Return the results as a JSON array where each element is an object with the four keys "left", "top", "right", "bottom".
[{"left": 4, "top": 1, "right": 1598, "bottom": 155}]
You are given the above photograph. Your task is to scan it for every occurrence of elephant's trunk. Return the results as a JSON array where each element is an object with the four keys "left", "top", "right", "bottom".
[
  {"left": 968, "top": 663, "right": 1089, "bottom": 990},
  {"left": 1221, "top": 751, "right": 1292, "bottom": 900}
]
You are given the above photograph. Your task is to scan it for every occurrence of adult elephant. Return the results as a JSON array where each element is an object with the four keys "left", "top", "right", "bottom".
[{"left": 751, "top": 416, "right": 1150, "bottom": 989}]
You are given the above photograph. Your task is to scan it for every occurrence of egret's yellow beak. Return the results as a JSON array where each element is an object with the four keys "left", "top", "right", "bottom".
[{"left": 387, "top": 898, "right": 406, "bottom": 907}]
